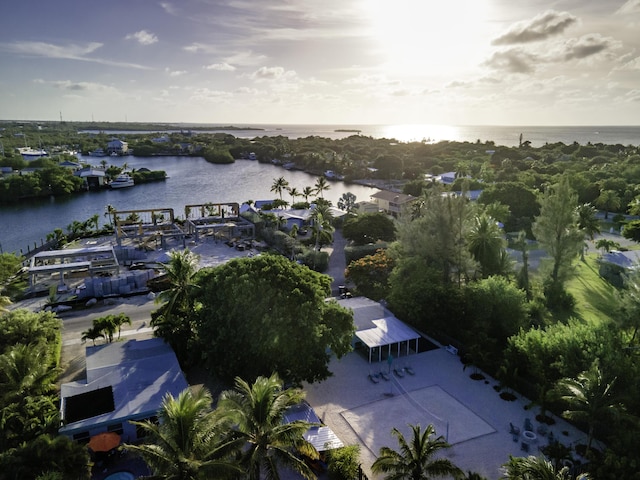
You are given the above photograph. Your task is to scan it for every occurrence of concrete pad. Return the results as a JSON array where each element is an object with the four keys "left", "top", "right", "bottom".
[{"left": 342, "top": 385, "right": 494, "bottom": 455}]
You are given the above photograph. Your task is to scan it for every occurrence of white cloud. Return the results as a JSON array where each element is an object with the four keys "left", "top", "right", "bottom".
[
  {"left": 0, "top": 41, "right": 149, "bottom": 69},
  {"left": 492, "top": 10, "right": 578, "bottom": 45},
  {"left": 204, "top": 63, "right": 236, "bottom": 71},
  {"left": 189, "top": 88, "right": 232, "bottom": 102},
  {"left": 125, "top": 30, "right": 159, "bottom": 45},
  {"left": 249, "top": 66, "right": 297, "bottom": 81},
  {"left": 165, "top": 68, "right": 188, "bottom": 77},
  {"left": 616, "top": 0, "right": 640, "bottom": 14},
  {"left": 343, "top": 74, "right": 398, "bottom": 86}
]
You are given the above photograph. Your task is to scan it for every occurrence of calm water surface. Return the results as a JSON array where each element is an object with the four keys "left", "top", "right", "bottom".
[{"left": 0, "top": 156, "right": 379, "bottom": 255}]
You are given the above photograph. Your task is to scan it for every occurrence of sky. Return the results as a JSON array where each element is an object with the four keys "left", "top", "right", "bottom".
[{"left": 1, "top": 0, "right": 639, "bottom": 126}]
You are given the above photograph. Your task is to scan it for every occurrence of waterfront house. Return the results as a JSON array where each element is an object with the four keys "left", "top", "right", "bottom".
[
  {"left": 74, "top": 167, "right": 106, "bottom": 189},
  {"left": 370, "top": 191, "right": 416, "bottom": 218},
  {"left": 107, "top": 139, "right": 129, "bottom": 156},
  {"left": 59, "top": 338, "right": 188, "bottom": 444}
]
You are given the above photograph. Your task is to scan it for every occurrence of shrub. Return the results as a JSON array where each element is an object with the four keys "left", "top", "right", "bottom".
[
  {"left": 327, "top": 445, "right": 361, "bottom": 480},
  {"left": 298, "top": 249, "right": 329, "bottom": 272}
]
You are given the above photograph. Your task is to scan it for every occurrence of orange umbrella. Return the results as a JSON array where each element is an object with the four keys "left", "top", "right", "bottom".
[{"left": 88, "top": 432, "right": 121, "bottom": 452}]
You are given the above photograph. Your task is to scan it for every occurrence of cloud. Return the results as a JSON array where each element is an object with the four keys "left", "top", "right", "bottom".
[
  {"left": 483, "top": 49, "right": 538, "bottom": 74},
  {"left": 204, "top": 63, "right": 236, "bottom": 71},
  {"left": 343, "top": 74, "right": 398, "bottom": 86},
  {"left": 492, "top": 10, "right": 577, "bottom": 45},
  {"left": 165, "top": 68, "right": 187, "bottom": 76},
  {"left": 125, "top": 30, "right": 158, "bottom": 45},
  {"left": 183, "top": 42, "right": 216, "bottom": 53},
  {"left": 616, "top": 0, "right": 640, "bottom": 14},
  {"left": 249, "top": 66, "right": 297, "bottom": 81},
  {"left": 35, "top": 79, "right": 118, "bottom": 93},
  {"left": 561, "top": 34, "right": 618, "bottom": 60},
  {"left": 189, "top": 88, "right": 232, "bottom": 102},
  {"left": 0, "top": 41, "right": 149, "bottom": 69},
  {"left": 617, "top": 55, "right": 640, "bottom": 70}
]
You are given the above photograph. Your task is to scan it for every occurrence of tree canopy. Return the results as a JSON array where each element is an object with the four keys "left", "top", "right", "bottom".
[
  {"left": 343, "top": 212, "right": 396, "bottom": 246},
  {"left": 192, "top": 255, "right": 355, "bottom": 383}
]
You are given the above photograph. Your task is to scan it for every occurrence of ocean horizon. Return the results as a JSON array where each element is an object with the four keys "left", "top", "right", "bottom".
[{"left": 75, "top": 123, "right": 640, "bottom": 148}]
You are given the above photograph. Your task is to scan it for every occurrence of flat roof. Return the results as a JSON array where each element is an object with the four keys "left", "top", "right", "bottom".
[
  {"left": 355, "top": 317, "right": 420, "bottom": 349},
  {"left": 60, "top": 338, "right": 188, "bottom": 435}
]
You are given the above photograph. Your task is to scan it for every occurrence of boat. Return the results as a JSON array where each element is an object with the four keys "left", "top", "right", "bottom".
[
  {"left": 110, "top": 173, "right": 134, "bottom": 189},
  {"left": 324, "top": 170, "right": 344, "bottom": 181},
  {"left": 18, "top": 147, "right": 48, "bottom": 160},
  {"left": 90, "top": 148, "right": 107, "bottom": 157}
]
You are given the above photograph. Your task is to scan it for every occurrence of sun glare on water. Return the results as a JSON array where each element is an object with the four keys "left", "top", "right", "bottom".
[{"left": 379, "top": 124, "right": 461, "bottom": 143}]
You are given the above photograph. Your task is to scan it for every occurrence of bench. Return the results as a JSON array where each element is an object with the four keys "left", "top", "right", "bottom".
[{"left": 445, "top": 345, "right": 458, "bottom": 355}]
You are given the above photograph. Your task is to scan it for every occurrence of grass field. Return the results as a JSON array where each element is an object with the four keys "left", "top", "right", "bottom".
[{"left": 566, "top": 254, "right": 620, "bottom": 325}]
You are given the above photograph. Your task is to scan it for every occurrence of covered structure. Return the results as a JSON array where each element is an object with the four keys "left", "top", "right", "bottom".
[
  {"left": 284, "top": 402, "right": 344, "bottom": 452},
  {"left": 337, "top": 296, "right": 421, "bottom": 363}
]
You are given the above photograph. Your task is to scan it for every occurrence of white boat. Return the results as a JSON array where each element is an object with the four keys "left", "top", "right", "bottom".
[
  {"left": 18, "top": 146, "right": 48, "bottom": 160},
  {"left": 90, "top": 148, "right": 107, "bottom": 157},
  {"left": 324, "top": 170, "right": 344, "bottom": 181},
  {"left": 110, "top": 173, "right": 134, "bottom": 189}
]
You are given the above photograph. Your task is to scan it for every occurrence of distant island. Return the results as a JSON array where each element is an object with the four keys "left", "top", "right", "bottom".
[{"left": 334, "top": 129, "right": 361, "bottom": 133}]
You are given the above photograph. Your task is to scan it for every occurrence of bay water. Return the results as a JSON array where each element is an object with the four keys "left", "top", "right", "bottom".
[{"left": 0, "top": 156, "right": 379, "bottom": 255}]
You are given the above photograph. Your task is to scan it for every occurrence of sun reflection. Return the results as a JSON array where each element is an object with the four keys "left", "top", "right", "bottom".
[{"left": 378, "top": 124, "right": 461, "bottom": 143}]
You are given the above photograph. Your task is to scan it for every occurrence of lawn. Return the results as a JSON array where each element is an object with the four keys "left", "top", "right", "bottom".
[{"left": 566, "top": 254, "right": 620, "bottom": 325}]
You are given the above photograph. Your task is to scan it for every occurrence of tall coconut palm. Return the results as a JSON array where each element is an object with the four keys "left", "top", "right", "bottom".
[
  {"left": 310, "top": 203, "right": 335, "bottom": 252},
  {"left": 314, "top": 176, "right": 330, "bottom": 199},
  {"left": 501, "top": 455, "right": 588, "bottom": 479},
  {"left": 127, "top": 387, "right": 242, "bottom": 480},
  {"left": 288, "top": 186, "right": 300, "bottom": 205},
  {"left": 371, "top": 423, "right": 462, "bottom": 480},
  {"left": 467, "top": 214, "right": 506, "bottom": 278},
  {"left": 575, "top": 203, "right": 600, "bottom": 260},
  {"left": 155, "top": 249, "right": 200, "bottom": 321},
  {"left": 301, "top": 186, "right": 315, "bottom": 203},
  {"left": 216, "top": 373, "right": 319, "bottom": 480},
  {"left": 557, "top": 361, "right": 622, "bottom": 456},
  {"left": 270, "top": 176, "right": 290, "bottom": 200}
]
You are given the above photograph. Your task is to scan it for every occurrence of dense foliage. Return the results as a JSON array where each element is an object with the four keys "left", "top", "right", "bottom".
[
  {"left": 190, "top": 255, "right": 355, "bottom": 383},
  {"left": 0, "top": 310, "right": 90, "bottom": 478}
]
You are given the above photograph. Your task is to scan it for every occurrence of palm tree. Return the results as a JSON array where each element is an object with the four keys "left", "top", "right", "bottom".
[
  {"left": 301, "top": 186, "right": 315, "bottom": 203},
  {"left": 127, "top": 387, "right": 242, "bottom": 480},
  {"left": 112, "top": 312, "right": 132, "bottom": 339},
  {"left": 155, "top": 249, "right": 200, "bottom": 321},
  {"left": 595, "top": 238, "right": 620, "bottom": 254},
  {"left": 310, "top": 203, "right": 335, "bottom": 252},
  {"left": 0, "top": 343, "right": 58, "bottom": 403},
  {"left": 87, "top": 213, "right": 100, "bottom": 233},
  {"left": 575, "top": 203, "right": 600, "bottom": 259},
  {"left": 216, "top": 373, "right": 319, "bottom": 480},
  {"left": 288, "top": 186, "right": 300, "bottom": 205},
  {"left": 81, "top": 324, "right": 105, "bottom": 346},
  {"left": 557, "top": 361, "right": 622, "bottom": 456},
  {"left": 371, "top": 423, "right": 462, "bottom": 480},
  {"left": 94, "top": 315, "right": 118, "bottom": 343},
  {"left": 271, "top": 176, "right": 290, "bottom": 200},
  {"left": 105, "top": 204, "right": 117, "bottom": 226},
  {"left": 501, "top": 455, "right": 586, "bottom": 479},
  {"left": 467, "top": 214, "right": 506, "bottom": 278},
  {"left": 314, "top": 176, "right": 330, "bottom": 199},
  {"left": 595, "top": 189, "right": 620, "bottom": 220}
]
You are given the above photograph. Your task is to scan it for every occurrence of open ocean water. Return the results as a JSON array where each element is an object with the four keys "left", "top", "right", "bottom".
[
  {"left": 173, "top": 124, "right": 640, "bottom": 148},
  {"left": 81, "top": 124, "right": 640, "bottom": 148}
]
